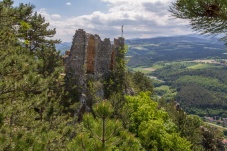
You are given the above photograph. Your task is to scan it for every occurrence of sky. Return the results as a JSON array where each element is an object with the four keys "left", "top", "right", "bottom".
[{"left": 13, "top": 0, "right": 193, "bottom": 42}]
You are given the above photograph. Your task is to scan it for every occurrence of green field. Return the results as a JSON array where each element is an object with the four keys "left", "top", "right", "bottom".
[
  {"left": 132, "top": 66, "right": 156, "bottom": 74},
  {"left": 132, "top": 61, "right": 221, "bottom": 74},
  {"left": 153, "top": 84, "right": 177, "bottom": 98},
  {"left": 154, "top": 85, "right": 172, "bottom": 94},
  {"left": 187, "top": 63, "right": 218, "bottom": 69},
  {"left": 132, "top": 62, "right": 168, "bottom": 74}
]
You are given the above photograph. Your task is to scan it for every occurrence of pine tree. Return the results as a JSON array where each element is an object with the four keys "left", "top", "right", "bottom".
[
  {"left": 17, "top": 5, "right": 60, "bottom": 52},
  {"left": 67, "top": 100, "right": 143, "bottom": 151},
  {"left": 0, "top": 1, "right": 72, "bottom": 150},
  {"left": 169, "top": 0, "right": 227, "bottom": 43}
]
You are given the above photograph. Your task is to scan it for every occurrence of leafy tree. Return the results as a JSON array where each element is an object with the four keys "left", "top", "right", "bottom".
[
  {"left": 151, "top": 63, "right": 227, "bottom": 117},
  {"left": 165, "top": 102, "right": 204, "bottom": 150},
  {"left": 132, "top": 71, "right": 153, "bottom": 93},
  {"left": 200, "top": 125, "right": 224, "bottom": 151},
  {"left": 161, "top": 100, "right": 226, "bottom": 150},
  {"left": 169, "top": 0, "right": 227, "bottom": 43},
  {"left": 124, "top": 92, "right": 192, "bottom": 150}
]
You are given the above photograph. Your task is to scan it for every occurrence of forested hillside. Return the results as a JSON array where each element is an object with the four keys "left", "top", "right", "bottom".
[
  {"left": 151, "top": 62, "right": 227, "bottom": 117},
  {"left": 126, "top": 36, "right": 227, "bottom": 67}
]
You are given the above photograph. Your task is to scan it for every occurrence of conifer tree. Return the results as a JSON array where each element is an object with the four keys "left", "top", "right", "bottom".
[
  {"left": 67, "top": 100, "right": 143, "bottom": 151},
  {"left": 15, "top": 2, "right": 60, "bottom": 52},
  {"left": 169, "top": 0, "right": 227, "bottom": 43},
  {"left": 0, "top": 1, "right": 71, "bottom": 149}
]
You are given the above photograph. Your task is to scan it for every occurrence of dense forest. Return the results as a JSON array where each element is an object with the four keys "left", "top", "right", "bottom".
[
  {"left": 1, "top": 0, "right": 227, "bottom": 150},
  {"left": 151, "top": 63, "right": 227, "bottom": 117}
]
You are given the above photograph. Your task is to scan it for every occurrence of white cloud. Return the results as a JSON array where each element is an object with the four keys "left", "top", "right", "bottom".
[
  {"left": 36, "top": 0, "right": 192, "bottom": 42},
  {"left": 51, "top": 14, "right": 61, "bottom": 19},
  {"left": 66, "top": 2, "right": 71, "bottom": 6}
]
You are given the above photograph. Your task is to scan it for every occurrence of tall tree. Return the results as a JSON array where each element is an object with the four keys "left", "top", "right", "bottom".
[
  {"left": 67, "top": 100, "right": 143, "bottom": 151},
  {"left": 132, "top": 71, "right": 153, "bottom": 93},
  {"left": 16, "top": 3, "right": 60, "bottom": 52},
  {"left": 0, "top": 1, "right": 71, "bottom": 150},
  {"left": 15, "top": 3, "right": 61, "bottom": 76}
]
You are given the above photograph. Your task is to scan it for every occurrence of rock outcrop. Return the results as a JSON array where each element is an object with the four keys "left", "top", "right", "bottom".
[
  {"left": 64, "top": 29, "right": 125, "bottom": 120},
  {"left": 65, "top": 29, "right": 124, "bottom": 81}
]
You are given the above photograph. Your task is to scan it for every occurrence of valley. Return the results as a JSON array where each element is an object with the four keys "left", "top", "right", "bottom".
[
  {"left": 57, "top": 34, "right": 227, "bottom": 126},
  {"left": 124, "top": 35, "right": 227, "bottom": 128}
]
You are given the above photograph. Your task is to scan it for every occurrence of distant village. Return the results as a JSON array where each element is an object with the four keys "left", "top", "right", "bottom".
[{"left": 204, "top": 116, "right": 227, "bottom": 127}]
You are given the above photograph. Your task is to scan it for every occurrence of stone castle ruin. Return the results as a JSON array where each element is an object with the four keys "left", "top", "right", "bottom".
[
  {"left": 64, "top": 29, "right": 124, "bottom": 81},
  {"left": 64, "top": 29, "right": 124, "bottom": 119}
]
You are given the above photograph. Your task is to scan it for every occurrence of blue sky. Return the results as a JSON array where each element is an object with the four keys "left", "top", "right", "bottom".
[{"left": 13, "top": 0, "right": 193, "bottom": 42}]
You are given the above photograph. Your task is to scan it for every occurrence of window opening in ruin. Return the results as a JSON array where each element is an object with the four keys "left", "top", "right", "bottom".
[{"left": 86, "top": 36, "right": 96, "bottom": 74}]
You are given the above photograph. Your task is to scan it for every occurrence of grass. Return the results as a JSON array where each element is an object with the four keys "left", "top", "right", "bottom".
[
  {"left": 132, "top": 60, "right": 221, "bottom": 74},
  {"left": 143, "top": 44, "right": 159, "bottom": 47},
  {"left": 187, "top": 63, "right": 217, "bottom": 69},
  {"left": 132, "top": 66, "right": 155, "bottom": 74},
  {"left": 154, "top": 85, "right": 177, "bottom": 97},
  {"left": 131, "top": 45, "right": 148, "bottom": 51},
  {"left": 154, "top": 85, "right": 172, "bottom": 93},
  {"left": 182, "top": 62, "right": 197, "bottom": 67},
  {"left": 151, "top": 64, "right": 163, "bottom": 69}
]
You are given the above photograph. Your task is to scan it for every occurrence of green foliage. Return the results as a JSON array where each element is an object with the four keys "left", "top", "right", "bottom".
[
  {"left": 132, "top": 71, "right": 153, "bottom": 93},
  {"left": 160, "top": 100, "right": 226, "bottom": 150},
  {"left": 127, "top": 37, "right": 227, "bottom": 67},
  {"left": 125, "top": 92, "right": 167, "bottom": 135},
  {"left": 175, "top": 75, "right": 227, "bottom": 93},
  {"left": 223, "top": 130, "right": 227, "bottom": 136},
  {"left": 124, "top": 92, "right": 192, "bottom": 150},
  {"left": 169, "top": 0, "right": 227, "bottom": 43},
  {"left": 82, "top": 77, "right": 103, "bottom": 115},
  {"left": 200, "top": 125, "right": 224, "bottom": 151},
  {"left": 18, "top": 10, "right": 60, "bottom": 52},
  {"left": 153, "top": 85, "right": 176, "bottom": 99},
  {"left": 151, "top": 62, "right": 227, "bottom": 117},
  {"left": 103, "top": 44, "right": 127, "bottom": 98},
  {"left": 67, "top": 101, "right": 143, "bottom": 151},
  {"left": 139, "top": 120, "right": 192, "bottom": 151},
  {"left": 19, "top": 21, "right": 31, "bottom": 30},
  {"left": 0, "top": 0, "right": 72, "bottom": 149},
  {"left": 62, "top": 76, "right": 81, "bottom": 115},
  {"left": 2, "top": 1, "right": 226, "bottom": 150},
  {"left": 175, "top": 83, "right": 227, "bottom": 116}
]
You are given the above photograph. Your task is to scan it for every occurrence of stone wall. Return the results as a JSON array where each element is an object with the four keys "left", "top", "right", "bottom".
[
  {"left": 65, "top": 29, "right": 124, "bottom": 81},
  {"left": 64, "top": 29, "right": 125, "bottom": 120}
]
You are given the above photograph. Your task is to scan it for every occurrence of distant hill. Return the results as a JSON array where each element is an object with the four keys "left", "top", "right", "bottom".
[
  {"left": 56, "top": 35, "right": 227, "bottom": 65},
  {"left": 56, "top": 42, "right": 71, "bottom": 55},
  {"left": 126, "top": 34, "right": 223, "bottom": 44},
  {"left": 126, "top": 35, "right": 227, "bottom": 67}
]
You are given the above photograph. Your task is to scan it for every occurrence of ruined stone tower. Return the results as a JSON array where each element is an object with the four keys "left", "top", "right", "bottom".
[
  {"left": 64, "top": 29, "right": 124, "bottom": 100},
  {"left": 64, "top": 29, "right": 125, "bottom": 120}
]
